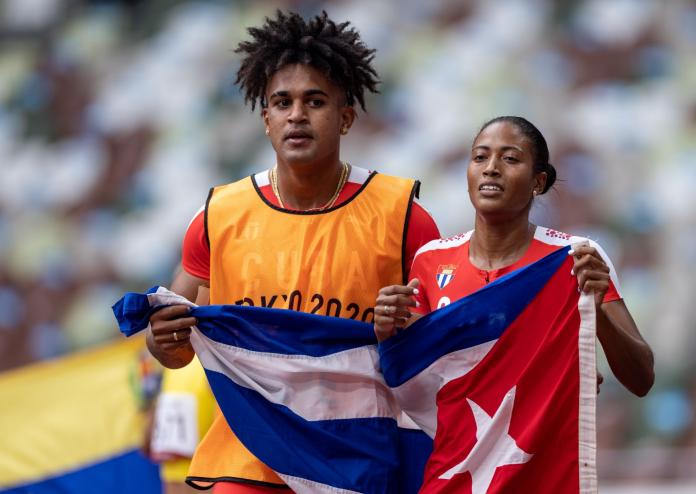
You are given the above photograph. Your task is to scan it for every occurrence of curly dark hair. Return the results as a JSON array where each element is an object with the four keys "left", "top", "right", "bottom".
[{"left": 234, "top": 10, "right": 379, "bottom": 111}]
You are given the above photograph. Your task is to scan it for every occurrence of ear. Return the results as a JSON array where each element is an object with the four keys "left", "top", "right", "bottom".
[
  {"left": 534, "top": 171, "right": 548, "bottom": 195},
  {"left": 340, "top": 106, "right": 356, "bottom": 135},
  {"left": 261, "top": 108, "right": 270, "bottom": 134}
]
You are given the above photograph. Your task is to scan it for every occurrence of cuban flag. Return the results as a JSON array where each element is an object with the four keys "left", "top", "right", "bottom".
[
  {"left": 113, "top": 289, "right": 432, "bottom": 494},
  {"left": 380, "top": 247, "right": 597, "bottom": 493},
  {"left": 436, "top": 265, "right": 456, "bottom": 289},
  {"left": 113, "top": 246, "right": 596, "bottom": 494}
]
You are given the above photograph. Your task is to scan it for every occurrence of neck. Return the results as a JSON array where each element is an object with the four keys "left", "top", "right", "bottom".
[
  {"left": 469, "top": 213, "right": 535, "bottom": 270},
  {"left": 275, "top": 157, "right": 345, "bottom": 210}
]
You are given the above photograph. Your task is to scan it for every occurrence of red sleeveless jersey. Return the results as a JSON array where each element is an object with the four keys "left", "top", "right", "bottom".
[{"left": 411, "top": 226, "right": 622, "bottom": 314}]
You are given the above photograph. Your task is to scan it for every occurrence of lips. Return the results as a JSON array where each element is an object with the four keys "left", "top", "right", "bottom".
[
  {"left": 284, "top": 129, "right": 313, "bottom": 140},
  {"left": 479, "top": 182, "right": 504, "bottom": 192}
]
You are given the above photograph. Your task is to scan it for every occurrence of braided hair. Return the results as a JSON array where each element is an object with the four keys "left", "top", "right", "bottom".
[
  {"left": 476, "top": 116, "right": 557, "bottom": 194},
  {"left": 235, "top": 10, "right": 379, "bottom": 111}
]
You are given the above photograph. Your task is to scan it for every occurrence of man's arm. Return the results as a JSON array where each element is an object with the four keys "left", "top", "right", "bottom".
[
  {"left": 404, "top": 200, "right": 440, "bottom": 273},
  {"left": 146, "top": 267, "right": 207, "bottom": 369}
]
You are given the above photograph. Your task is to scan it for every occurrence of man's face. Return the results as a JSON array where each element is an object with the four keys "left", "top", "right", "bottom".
[{"left": 262, "top": 64, "right": 355, "bottom": 167}]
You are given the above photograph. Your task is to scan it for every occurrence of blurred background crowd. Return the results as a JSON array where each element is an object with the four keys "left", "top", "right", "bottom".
[{"left": 0, "top": 0, "right": 694, "bottom": 488}]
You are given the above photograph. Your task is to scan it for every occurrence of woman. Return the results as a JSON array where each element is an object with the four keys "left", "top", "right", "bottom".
[{"left": 374, "top": 116, "right": 654, "bottom": 397}]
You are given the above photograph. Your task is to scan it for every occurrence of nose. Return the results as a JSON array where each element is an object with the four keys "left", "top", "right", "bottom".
[
  {"left": 288, "top": 100, "right": 307, "bottom": 123},
  {"left": 482, "top": 157, "right": 501, "bottom": 177}
]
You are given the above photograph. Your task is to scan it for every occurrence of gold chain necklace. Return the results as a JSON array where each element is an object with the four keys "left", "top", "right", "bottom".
[{"left": 270, "top": 162, "right": 350, "bottom": 211}]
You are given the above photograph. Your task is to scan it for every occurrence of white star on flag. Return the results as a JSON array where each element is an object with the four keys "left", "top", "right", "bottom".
[{"left": 439, "top": 386, "right": 532, "bottom": 493}]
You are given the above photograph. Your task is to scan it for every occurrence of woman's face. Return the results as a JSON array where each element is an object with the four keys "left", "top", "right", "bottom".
[{"left": 467, "top": 121, "right": 546, "bottom": 221}]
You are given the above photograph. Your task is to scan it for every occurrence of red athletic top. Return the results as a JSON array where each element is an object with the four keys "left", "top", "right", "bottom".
[
  {"left": 411, "top": 226, "right": 622, "bottom": 315},
  {"left": 182, "top": 166, "right": 440, "bottom": 281}
]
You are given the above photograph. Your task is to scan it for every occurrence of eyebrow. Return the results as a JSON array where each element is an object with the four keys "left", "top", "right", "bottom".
[
  {"left": 269, "top": 89, "right": 329, "bottom": 99},
  {"left": 472, "top": 145, "right": 524, "bottom": 152}
]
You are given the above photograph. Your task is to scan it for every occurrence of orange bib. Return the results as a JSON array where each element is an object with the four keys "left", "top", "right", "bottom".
[{"left": 187, "top": 171, "right": 416, "bottom": 487}]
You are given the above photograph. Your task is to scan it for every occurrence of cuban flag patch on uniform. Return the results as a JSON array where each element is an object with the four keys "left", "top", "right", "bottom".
[{"left": 436, "top": 264, "right": 457, "bottom": 289}]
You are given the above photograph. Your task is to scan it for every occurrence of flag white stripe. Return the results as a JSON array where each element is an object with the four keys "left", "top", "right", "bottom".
[
  {"left": 279, "top": 473, "right": 362, "bottom": 494},
  {"left": 577, "top": 291, "right": 598, "bottom": 493},
  {"left": 148, "top": 289, "right": 400, "bottom": 422},
  {"left": 190, "top": 330, "right": 400, "bottom": 422}
]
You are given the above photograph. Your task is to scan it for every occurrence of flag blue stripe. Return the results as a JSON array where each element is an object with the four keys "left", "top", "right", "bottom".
[
  {"left": 192, "top": 304, "right": 376, "bottom": 357},
  {"left": 113, "top": 289, "right": 378, "bottom": 357},
  {"left": 0, "top": 450, "right": 160, "bottom": 494},
  {"left": 395, "top": 428, "right": 432, "bottom": 494},
  {"left": 379, "top": 246, "right": 570, "bottom": 387},
  {"left": 205, "top": 370, "right": 400, "bottom": 494},
  {"left": 111, "top": 286, "right": 162, "bottom": 337}
]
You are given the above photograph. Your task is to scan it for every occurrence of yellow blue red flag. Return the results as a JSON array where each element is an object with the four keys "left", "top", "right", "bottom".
[{"left": 0, "top": 337, "right": 161, "bottom": 493}]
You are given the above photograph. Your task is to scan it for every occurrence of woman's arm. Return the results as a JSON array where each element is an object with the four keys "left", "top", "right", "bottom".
[
  {"left": 571, "top": 244, "right": 655, "bottom": 397},
  {"left": 373, "top": 279, "right": 422, "bottom": 342},
  {"left": 597, "top": 300, "right": 654, "bottom": 396}
]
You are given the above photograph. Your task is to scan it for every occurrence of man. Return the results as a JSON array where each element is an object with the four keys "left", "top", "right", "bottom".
[{"left": 146, "top": 10, "right": 439, "bottom": 493}]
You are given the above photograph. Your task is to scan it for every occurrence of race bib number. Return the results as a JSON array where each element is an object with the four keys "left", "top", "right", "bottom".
[{"left": 151, "top": 392, "right": 199, "bottom": 457}]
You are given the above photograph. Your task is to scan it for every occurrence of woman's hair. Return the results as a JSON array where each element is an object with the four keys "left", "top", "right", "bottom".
[
  {"left": 234, "top": 10, "right": 379, "bottom": 111},
  {"left": 476, "top": 116, "right": 557, "bottom": 194}
]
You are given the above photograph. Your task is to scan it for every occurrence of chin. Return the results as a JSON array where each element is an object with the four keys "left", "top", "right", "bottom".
[
  {"left": 473, "top": 197, "right": 502, "bottom": 210},
  {"left": 476, "top": 206, "right": 505, "bottom": 217},
  {"left": 281, "top": 152, "right": 317, "bottom": 165},
  {"left": 473, "top": 199, "right": 508, "bottom": 216}
]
